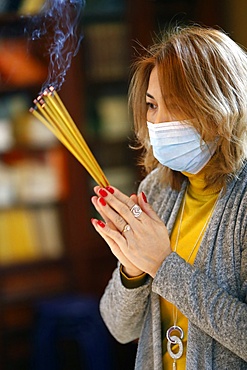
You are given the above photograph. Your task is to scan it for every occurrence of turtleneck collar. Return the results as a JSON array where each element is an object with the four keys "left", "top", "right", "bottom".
[{"left": 182, "top": 159, "right": 222, "bottom": 196}]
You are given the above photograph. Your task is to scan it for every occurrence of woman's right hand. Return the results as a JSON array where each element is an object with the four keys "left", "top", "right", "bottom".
[{"left": 91, "top": 193, "right": 144, "bottom": 277}]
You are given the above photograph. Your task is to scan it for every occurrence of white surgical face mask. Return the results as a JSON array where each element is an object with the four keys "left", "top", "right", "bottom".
[{"left": 147, "top": 120, "right": 217, "bottom": 174}]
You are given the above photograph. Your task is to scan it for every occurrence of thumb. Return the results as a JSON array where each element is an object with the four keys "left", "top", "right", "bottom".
[{"left": 138, "top": 191, "right": 160, "bottom": 221}]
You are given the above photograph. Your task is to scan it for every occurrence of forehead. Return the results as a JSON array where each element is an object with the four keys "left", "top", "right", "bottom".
[
  {"left": 147, "top": 67, "right": 173, "bottom": 102},
  {"left": 147, "top": 67, "right": 160, "bottom": 95}
]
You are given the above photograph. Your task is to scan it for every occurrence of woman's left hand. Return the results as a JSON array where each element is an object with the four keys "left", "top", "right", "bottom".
[{"left": 91, "top": 186, "right": 171, "bottom": 278}]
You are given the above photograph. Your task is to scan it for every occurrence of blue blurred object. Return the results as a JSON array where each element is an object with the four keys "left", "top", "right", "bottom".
[
  {"left": 0, "top": 0, "right": 22, "bottom": 13},
  {"left": 31, "top": 295, "right": 113, "bottom": 370},
  {"left": 83, "top": 0, "right": 125, "bottom": 17}
]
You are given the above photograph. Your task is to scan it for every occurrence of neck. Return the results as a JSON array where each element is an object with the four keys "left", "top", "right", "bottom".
[{"left": 182, "top": 160, "right": 222, "bottom": 196}]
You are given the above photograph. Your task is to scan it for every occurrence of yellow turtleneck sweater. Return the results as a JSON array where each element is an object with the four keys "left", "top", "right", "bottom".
[
  {"left": 120, "top": 165, "right": 222, "bottom": 369},
  {"left": 161, "top": 169, "right": 221, "bottom": 369}
]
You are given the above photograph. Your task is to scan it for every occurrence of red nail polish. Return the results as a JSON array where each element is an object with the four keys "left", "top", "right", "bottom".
[
  {"left": 142, "top": 191, "right": 147, "bottom": 203},
  {"left": 99, "top": 188, "right": 108, "bottom": 197},
  {"left": 97, "top": 220, "right": 105, "bottom": 228},
  {"left": 99, "top": 197, "right": 107, "bottom": 206},
  {"left": 106, "top": 186, "right": 114, "bottom": 194}
]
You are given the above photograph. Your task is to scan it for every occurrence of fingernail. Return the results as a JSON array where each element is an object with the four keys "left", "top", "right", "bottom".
[
  {"left": 142, "top": 192, "right": 147, "bottom": 203},
  {"left": 130, "top": 193, "right": 136, "bottom": 197},
  {"left": 97, "top": 220, "right": 105, "bottom": 228},
  {"left": 106, "top": 186, "right": 114, "bottom": 194},
  {"left": 99, "top": 188, "right": 108, "bottom": 197},
  {"left": 99, "top": 197, "right": 107, "bottom": 206}
]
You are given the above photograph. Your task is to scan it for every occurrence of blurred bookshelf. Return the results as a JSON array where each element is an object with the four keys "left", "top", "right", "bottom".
[
  {"left": 0, "top": 0, "right": 229, "bottom": 369},
  {"left": 0, "top": 16, "right": 72, "bottom": 367},
  {"left": 0, "top": 1, "right": 139, "bottom": 368},
  {"left": 82, "top": 3, "right": 138, "bottom": 197}
]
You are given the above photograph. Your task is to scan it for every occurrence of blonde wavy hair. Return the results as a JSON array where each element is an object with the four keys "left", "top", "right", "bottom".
[{"left": 129, "top": 25, "right": 247, "bottom": 190}]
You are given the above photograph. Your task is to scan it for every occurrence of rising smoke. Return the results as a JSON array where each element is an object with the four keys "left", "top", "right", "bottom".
[{"left": 26, "top": 0, "right": 86, "bottom": 91}]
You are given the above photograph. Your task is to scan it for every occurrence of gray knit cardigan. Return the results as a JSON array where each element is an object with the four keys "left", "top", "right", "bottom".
[{"left": 100, "top": 163, "right": 247, "bottom": 369}]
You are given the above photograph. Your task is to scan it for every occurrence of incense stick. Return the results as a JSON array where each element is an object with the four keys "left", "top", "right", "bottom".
[{"left": 30, "top": 87, "right": 109, "bottom": 187}]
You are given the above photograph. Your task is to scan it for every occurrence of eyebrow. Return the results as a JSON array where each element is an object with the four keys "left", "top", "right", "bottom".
[{"left": 146, "top": 92, "right": 155, "bottom": 99}]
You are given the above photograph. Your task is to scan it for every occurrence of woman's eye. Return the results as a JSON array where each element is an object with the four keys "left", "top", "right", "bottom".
[{"left": 146, "top": 102, "right": 157, "bottom": 110}]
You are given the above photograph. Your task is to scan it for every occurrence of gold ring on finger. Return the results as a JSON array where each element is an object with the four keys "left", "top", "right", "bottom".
[{"left": 121, "top": 224, "right": 131, "bottom": 234}]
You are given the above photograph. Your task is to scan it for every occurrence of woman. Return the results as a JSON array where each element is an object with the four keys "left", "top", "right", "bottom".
[{"left": 91, "top": 26, "right": 247, "bottom": 369}]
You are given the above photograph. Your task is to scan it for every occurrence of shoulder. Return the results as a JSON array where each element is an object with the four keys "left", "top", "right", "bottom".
[
  {"left": 219, "top": 162, "right": 247, "bottom": 243},
  {"left": 227, "top": 161, "right": 247, "bottom": 199}
]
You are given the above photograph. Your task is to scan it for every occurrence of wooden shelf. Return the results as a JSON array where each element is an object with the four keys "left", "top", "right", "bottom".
[{"left": 0, "top": 263, "right": 70, "bottom": 303}]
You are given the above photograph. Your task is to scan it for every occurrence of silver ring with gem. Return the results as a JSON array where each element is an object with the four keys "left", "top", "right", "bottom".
[{"left": 130, "top": 204, "right": 142, "bottom": 218}]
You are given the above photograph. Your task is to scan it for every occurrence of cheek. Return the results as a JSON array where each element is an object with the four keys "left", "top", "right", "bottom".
[
  {"left": 146, "top": 111, "right": 152, "bottom": 122},
  {"left": 146, "top": 108, "right": 156, "bottom": 123}
]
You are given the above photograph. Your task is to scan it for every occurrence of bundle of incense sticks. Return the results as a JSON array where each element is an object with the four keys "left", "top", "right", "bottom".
[{"left": 30, "top": 86, "right": 109, "bottom": 187}]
